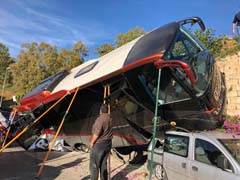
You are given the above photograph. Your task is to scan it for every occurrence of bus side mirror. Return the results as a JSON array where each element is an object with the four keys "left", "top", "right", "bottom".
[{"left": 154, "top": 60, "right": 196, "bottom": 84}]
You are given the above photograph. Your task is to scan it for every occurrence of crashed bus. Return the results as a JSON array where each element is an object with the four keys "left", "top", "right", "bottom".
[{"left": 9, "top": 17, "right": 226, "bottom": 154}]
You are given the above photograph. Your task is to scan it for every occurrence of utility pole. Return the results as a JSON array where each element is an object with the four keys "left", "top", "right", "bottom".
[{"left": 0, "top": 67, "right": 10, "bottom": 108}]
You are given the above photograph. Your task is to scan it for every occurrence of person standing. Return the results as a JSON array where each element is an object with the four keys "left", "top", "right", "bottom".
[
  {"left": 232, "top": 11, "right": 240, "bottom": 45},
  {"left": 89, "top": 104, "right": 112, "bottom": 180}
]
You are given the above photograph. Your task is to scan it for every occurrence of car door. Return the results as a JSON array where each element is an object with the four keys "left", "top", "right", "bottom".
[
  {"left": 163, "top": 134, "right": 191, "bottom": 180},
  {"left": 216, "top": 168, "right": 239, "bottom": 180},
  {"left": 189, "top": 138, "right": 239, "bottom": 180}
]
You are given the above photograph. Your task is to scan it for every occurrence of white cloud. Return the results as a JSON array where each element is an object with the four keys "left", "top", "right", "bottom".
[{"left": 0, "top": 0, "right": 116, "bottom": 57}]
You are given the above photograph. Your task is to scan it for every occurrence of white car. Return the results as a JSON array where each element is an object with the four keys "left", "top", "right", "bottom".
[{"left": 147, "top": 130, "right": 240, "bottom": 180}]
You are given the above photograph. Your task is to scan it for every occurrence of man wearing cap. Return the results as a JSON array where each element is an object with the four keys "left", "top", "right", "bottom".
[
  {"left": 89, "top": 104, "right": 112, "bottom": 180},
  {"left": 232, "top": 11, "right": 240, "bottom": 45}
]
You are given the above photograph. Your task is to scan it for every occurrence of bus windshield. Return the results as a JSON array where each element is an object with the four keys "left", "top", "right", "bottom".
[
  {"left": 164, "top": 27, "right": 211, "bottom": 97},
  {"left": 138, "top": 26, "right": 213, "bottom": 106}
]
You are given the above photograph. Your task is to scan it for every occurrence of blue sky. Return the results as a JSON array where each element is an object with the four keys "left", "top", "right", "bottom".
[{"left": 0, "top": 0, "right": 239, "bottom": 60}]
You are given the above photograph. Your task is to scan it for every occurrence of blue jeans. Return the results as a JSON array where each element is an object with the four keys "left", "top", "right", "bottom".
[
  {"left": 90, "top": 141, "right": 111, "bottom": 180},
  {"left": 236, "top": 26, "right": 240, "bottom": 45}
]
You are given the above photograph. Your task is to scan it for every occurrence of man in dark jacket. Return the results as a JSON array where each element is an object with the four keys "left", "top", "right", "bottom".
[
  {"left": 89, "top": 104, "right": 112, "bottom": 180},
  {"left": 232, "top": 11, "right": 240, "bottom": 44}
]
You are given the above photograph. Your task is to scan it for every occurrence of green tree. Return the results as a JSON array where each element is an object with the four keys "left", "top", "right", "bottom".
[
  {"left": 57, "top": 41, "right": 88, "bottom": 71},
  {"left": 194, "top": 28, "right": 222, "bottom": 57},
  {"left": 57, "top": 48, "right": 79, "bottom": 71},
  {"left": 95, "top": 27, "right": 145, "bottom": 57},
  {"left": 72, "top": 41, "right": 88, "bottom": 60},
  {"left": 94, "top": 43, "right": 115, "bottom": 57},
  {"left": 116, "top": 27, "right": 145, "bottom": 48},
  {"left": 38, "top": 42, "right": 58, "bottom": 76},
  {"left": 0, "top": 43, "right": 13, "bottom": 84},
  {"left": 11, "top": 43, "right": 46, "bottom": 97},
  {"left": 11, "top": 41, "right": 88, "bottom": 97}
]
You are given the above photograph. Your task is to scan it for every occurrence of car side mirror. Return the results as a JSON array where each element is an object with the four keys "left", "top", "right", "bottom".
[
  {"left": 154, "top": 60, "right": 196, "bottom": 84},
  {"left": 217, "top": 155, "right": 233, "bottom": 173}
]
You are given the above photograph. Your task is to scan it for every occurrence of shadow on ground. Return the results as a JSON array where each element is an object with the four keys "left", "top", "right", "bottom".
[
  {"left": 111, "top": 154, "right": 147, "bottom": 180},
  {"left": 81, "top": 154, "right": 147, "bottom": 180},
  {"left": 0, "top": 150, "right": 83, "bottom": 180},
  {"left": 37, "top": 158, "right": 83, "bottom": 180}
]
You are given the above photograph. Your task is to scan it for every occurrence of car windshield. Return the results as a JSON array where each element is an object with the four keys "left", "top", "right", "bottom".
[{"left": 219, "top": 139, "right": 240, "bottom": 164}]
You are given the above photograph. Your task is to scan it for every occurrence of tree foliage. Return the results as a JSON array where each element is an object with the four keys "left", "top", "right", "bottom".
[
  {"left": 218, "top": 35, "right": 239, "bottom": 58},
  {"left": 116, "top": 27, "right": 145, "bottom": 48},
  {"left": 0, "top": 43, "right": 13, "bottom": 84},
  {"left": 72, "top": 41, "right": 88, "bottom": 60},
  {"left": 194, "top": 28, "right": 222, "bottom": 57},
  {"left": 39, "top": 43, "right": 58, "bottom": 75},
  {"left": 10, "top": 41, "right": 88, "bottom": 97},
  {"left": 194, "top": 28, "right": 239, "bottom": 58},
  {"left": 94, "top": 43, "right": 115, "bottom": 57},
  {"left": 94, "top": 27, "right": 145, "bottom": 57},
  {"left": 11, "top": 43, "right": 48, "bottom": 96}
]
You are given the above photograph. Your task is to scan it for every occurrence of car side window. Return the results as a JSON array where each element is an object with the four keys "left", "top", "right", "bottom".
[
  {"left": 164, "top": 135, "right": 189, "bottom": 157},
  {"left": 195, "top": 139, "right": 234, "bottom": 173}
]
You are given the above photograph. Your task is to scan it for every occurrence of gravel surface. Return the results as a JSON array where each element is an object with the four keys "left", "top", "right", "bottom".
[{"left": 0, "top": 144, "right": 157, "bottom": 180}]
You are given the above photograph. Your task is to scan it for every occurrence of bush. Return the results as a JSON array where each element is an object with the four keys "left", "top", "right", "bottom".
[
  {"left": 194, "top": 29, "right": 240, "bottom": 59},
  {"left": 194, "top": 28, "right": 222, "bottom": 58},
  {"left": 219, "top": 36, "right": 239, "bottom": 58},
  {"left": 223, "top": 115, "right": 240, "bottom": 134}
]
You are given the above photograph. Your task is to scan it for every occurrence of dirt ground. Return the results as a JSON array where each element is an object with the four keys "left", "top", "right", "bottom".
[{"left": 0, "top": 144, "right": 158, "bottom": 180}]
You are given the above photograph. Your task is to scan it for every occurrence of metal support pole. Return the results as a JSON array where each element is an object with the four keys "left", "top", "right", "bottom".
[
  {"left": 149, "top": 69, "right": 161, "bottom": 180},
  {"left": 37, "top": 87, "right": 79, "bottom": 178},
  {"left": 0, "top": 92, "right": 69, "bottom": 153},
  {"left": 1, "top": 109, "right": 17, "bottom": 148},
  {"left": 104, "top": 86, "right": 107, "bottom": 104},
  {"left": 104, "top": 85, "right": 111, "bottom": 180},
  {"left": 107, "top": 86, "right": 110, "bottom": 113},
  {"left": 107, "top": 85, "right": 111, "bottom": 180}
]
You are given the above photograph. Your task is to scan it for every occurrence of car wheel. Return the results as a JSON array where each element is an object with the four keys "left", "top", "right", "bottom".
[{"left": 154, "top": 164, "right": 168, "bottom": 180}]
